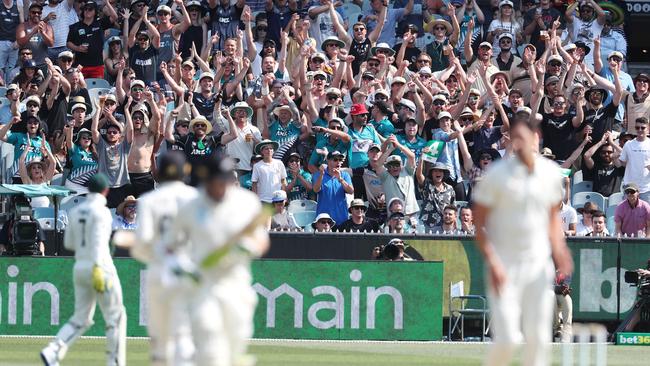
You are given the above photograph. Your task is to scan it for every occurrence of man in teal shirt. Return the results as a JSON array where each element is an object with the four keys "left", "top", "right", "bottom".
[
  {"left": 308, "top": 118, "right": 351, "bottom": 173},
  {"left": 397, "top": 118, "right": 427, "bottom": 164}
]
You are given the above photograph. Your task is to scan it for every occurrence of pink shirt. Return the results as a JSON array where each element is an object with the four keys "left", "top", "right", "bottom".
[{"left": 614, "top": 199, "right": 650, "bottom": 236}]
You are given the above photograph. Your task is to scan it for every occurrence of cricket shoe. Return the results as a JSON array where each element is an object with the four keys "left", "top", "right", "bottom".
[{"left": 40, "top": 346, "right": 60, "bottom": 366}]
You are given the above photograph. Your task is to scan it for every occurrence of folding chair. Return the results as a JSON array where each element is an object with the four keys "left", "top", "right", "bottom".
[{"left": 448, "top": 281, "right": 489, "bottom": 341}]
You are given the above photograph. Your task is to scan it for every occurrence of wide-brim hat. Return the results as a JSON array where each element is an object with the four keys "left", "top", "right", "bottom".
[
  {"left": 634, "top": 73, "right": 650, "bottom": 83},
  {"left": 541, "top": 147, "right": 556, "bottom": 160},
  {"left": 189, "top": 116, "right": 212, "bottom": 135},
  {"left": 459, "top": 107, "right": 479, "bottom": 121},
  {"left": 585, "top": 86, "right": 607, "bottom": 99},
  {"left": 254, "top": 139, "right": 279, "bottom": 155},
  {"left": 107, "top": 36, "right": 122, "bottom": 45},
  {"left": 273, "top": 104, "right": 292, "bottom": 117},
  {"left": 321, "top": 36, "right": 345, "bottom": 51},
  {"left": 490, "top": 71, "right": 510, "bottom": 86},
  {"left": 67, "top": 96, "right": 92, "bottom": 113},
  {"left": 574, "top": 41, "right": 591, "bottom": 55},
  {"left": 429, "top": 161, "right": 450, "bottom": 173},
  {"left": 26, "top": 158, "right": 47, "bottom": 172},
  {"left": 130, "top": 0, "right": 147, "bottom": 9},
  {"left": 425, "top": 18, "right": 452, "bottom": 35},
  {"left": 70, "top": 103, "right": 87, "bottom": 113},
  {"left": 384, "top": 155, "right": 403, "bottom": 167},
  {"left": 229, "top": 101, "right": 253, "bottom": 118},
  {"left": 116, "top": 195, "right": 137, "bottom": 217},
  {"left": 24, "top": 95, "right": 41, "bottom": 107},
  {"left": 370, "top": 43, "right": 396, "bottom": 57},
  {"left": 311, "top": 213, "right": 335, "bottom": 229},
  {"left": 348, "top": 198, "right": 367, "bottom": 213}
]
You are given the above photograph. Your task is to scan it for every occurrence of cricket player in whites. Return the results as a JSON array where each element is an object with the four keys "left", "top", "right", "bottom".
[
  {"left": 167, "top": 153, "right": 270, "bottom": 366},
  {"left": 473, "top": 113, "right": 573, "bottom": 366},
  {"left": 41, "top": 173, "right": 126, "bottom": 366},
  {"left": 131, "top": 151, "right": 198, "bottom": 366}
]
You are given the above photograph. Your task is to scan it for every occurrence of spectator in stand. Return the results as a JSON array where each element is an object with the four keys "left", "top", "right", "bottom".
[
  {"left": 369, "top": 100, "right": 395, "bottom": 138},
  {"left": 522, "top": 0, "right": 561, "bottom": 56},
  {"left": 565, "top": 0, "right": 606, "bottom": 68},
  {"left": 0, "top": 83, "right": 19, "bottom": 122},
  {"left": 594, "top": 42, "right": 635, "bottom": 125},
  {"left": 178, "top": 0, "right": 207, "bottom": 60},
  {"left": 126, "top": 92, "right": 161, "bottom": 198},
  {"left": 225, "top": 101, "right": 263, "bottom": 177},
  {"left": 396, "top": 118, "right": 427, "bottom": 165},
  {"left": 113, "top": 195, "right": 138, "bottom": 230},
  {"left": 582, "top": 131, "right": 623, "bottom": 197},
  {"left": 0, "top": 0, "right": 20, "bottom": 81},
  {"left": 252, "top": 139, "right": 287, "bottom": 203},
  {"left": 265, "top": 0, "right": 296, "bottom": 47},
  {"left": 285, "top": 152, "right": 312, "bottom": 201},
  {"left": 0, "top": 115, "right": 51, "bottom": 183},
  {"left": 312, "top": 150, "right": 354, "bottom": 224},
  {"left": 376, "top": 135, "right": 419, "bottom": 218},
  {"left": 617, "top": 117, "right": 650, "bottom": 202},
  {"left": 155, "top": 0, "right": 190, "bottom": 66},
  {"left": 16, "top": 3, "right": 54, "bottom": 71},
  {"left": 615, "top": 183, "right": 650, "bottom": 237},
  {"left": 587, "top": 210, "right": 610, "bottom": 237},
  {"left": 487, "top": 0, "right": 522, "bottom": 55},
  {"left": 311, "top": 212, "right": 335, "bottom": 233},
  {"left": 309, "top": 117, "right": 351, "bottom": 173},
  {"left": 459, "top": 206, "right": 475, "bottom": 234},
  {"left": 416, "top": 159, "right": 456, "bottom": 229},
  {"left": 464, "top": 25, "right": 499, "bottom": 95},
  {"left": 575, "top": 202, "right": 599, "bottom": 236},
  {"left": 128, "top": 19, "right": 161, "bottom": 85},
  {"left": 423, "top": 7, "right": 459, "bottom": 73},
  {"left": 540, "top": 94, "right": 585, "bottom": 161},
  {"left": 264, "top": 87, "right": 304, "bottom": 161},
  {"left": 598, "top": 13, "right": 627, "bottom": 71},
  {"left": 208, "top": 0, "right": 245, "bottom": 52},
  {"left": 63, "top": 126, "right": 97, "bottom": 193},
  {"left": 455, "top": 0, "right": 485, "bottom": 65},
  {"left": 7, "top": 48, "right": 34, "bottom": 83},
  {"left": 340, "top": 6, "right": 386, "bottom": 76},
  {"left": 348, "top": 103, "right": 381, "bottom": 197},
  {"left": 239, "top": 154, "right": 263, "bottom": 190},
  {"left": 431, "top": 111, "right": 465, "bottom": 200},
  {"left": 362, "top": 143, "right": 386, "bottom": 222},
  {"left": 43, "top": 0, "right": 78, "bottom": 61},
  {"left": 432, "top": 205, "right": 461, "bottom": 235},
  {"left": 363, "top": 0, "right": 413, "bottom": 45},
  {"left": 560, "top": 200, "right": 578, "bottom": 236},
  {"left": 384, "top": 211, "right": 408, "bottom": 234},
  {"left": 66, "top": 1, "right": 118, "bottom": 79},
  {"left": 625, "top": 73, "right": 650, "bottom": 127},
  {"left": 91, "top": 97, "right": 133, "bottom": 208},
  {"left": 270, "top": 190, "right": 299, "bottom": 230},
  {"left": 334, "top": 199, "right": 380, "bottom": 233},
  {"left": 491, "top": 33, "right": 520, "bottom": 75},
  {"left": 17, "top": 137, "right": 57, "bottom": 190}
]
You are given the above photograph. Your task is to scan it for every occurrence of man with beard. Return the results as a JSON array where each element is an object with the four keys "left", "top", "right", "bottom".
[
  {"left": 491, "top": 33, "right": 521, "bottom": 75},
  {"left": 581, "top": 65, "right": 623, "bottom": 141},
  {"left": 465, "top": 39, "right": 499, "bottom": 95},
  {"left": 565, "top": 0, "right": 606, "bottom": 68},
  {"left": 540, "top": 94, "right": 585, "bottom": 161},
  {"left": 432, "top": 205, "right": 462, "bottom": 235},
  {"left": 376, "top": 136, "right": 419, "bottom": 218},
  {"left": 339, "top": 6, "right": 385, "bottom": 76},
  {"left": 582, "top": 131, "right": 623, "bottom": 197},
  {"left": 523, "top": 0, "right": 561, "bottom": 56},
  {"left": 334, "top": 199, "right": 380, "bottom": 232}
]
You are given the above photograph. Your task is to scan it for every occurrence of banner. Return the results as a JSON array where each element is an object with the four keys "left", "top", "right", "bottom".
[
  {"left": 421, "top": 140, "right": 445, "bottom": 163},
  {"left": 0, "top": 258, "right": 444, "bottom": 340}
]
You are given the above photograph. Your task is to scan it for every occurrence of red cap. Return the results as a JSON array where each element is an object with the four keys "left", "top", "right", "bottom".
[{"left": 350, "top": 103, "right": 369, "bottom": 116}]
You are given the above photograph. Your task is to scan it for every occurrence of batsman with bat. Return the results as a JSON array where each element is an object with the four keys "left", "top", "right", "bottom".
[
  {"left": 165, "top": 154, "right": 270, "bottom": 366},
  {"left": 41, "top": 174, "right": 126, "bottom": 366}
]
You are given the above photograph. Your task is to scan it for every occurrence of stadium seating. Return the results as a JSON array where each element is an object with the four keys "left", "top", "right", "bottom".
[
  {"left": 60, "top": 195, "right": 87, "bottom": 212},
  {"left": 572, "top": 170, "right": 584, "bottom": 184},
  {"left": 85, "top": 78, "right": 111, "bottom": 89},
  {"left": 573, "top": 192, "right": 606, "bottom": 210},
  {"left": 608, "top": 192, "right": 625, "bottom": 207},
  {"left": 288, "top": 200, "right": 318, "bottom": 214},
  {"left": 572, "top": 181, "right": 594, "bottom": 195},
  {"left": 448, "top": 281, "right": 489, "bottom": 341},
  {"left": 293, "top": 211, "right": 317, "bottom": 229},
  {"left": 607, "top": 215, "right": 616, "bottom": 235}
]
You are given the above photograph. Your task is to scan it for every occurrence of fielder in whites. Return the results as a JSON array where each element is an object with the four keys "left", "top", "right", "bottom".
[
  {"left": 131, "top": 151, "right": 198, "bottom": 366},
  {"left": 41, "top": 173, "right": 127, "bottom": 366},
  {"left": 473, "top": 114, "right": 573, "bottom": 366},
  {"left": 166, "top": 154, "right": 270, "bottom": 366}
]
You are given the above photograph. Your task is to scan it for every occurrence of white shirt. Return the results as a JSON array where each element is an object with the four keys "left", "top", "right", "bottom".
[
  {"left": 619, "top": 138, "right": 650, "bottom": 193},
  {"left": 43, "top": 1, "right": 78, "bottom": 48},
  {"left": 569, "top": 17, "right": 603, "bottom": 67},
  {"left": 132, "top": 181, "right": 198, "bottom": 266},
  {"left": 168, "top": 187, "right": 268, "bottom": 279},
  {"left": 473, "top": 155, "right": 563, "bottom": 262},
  {"left": 251, "top": 159, "right": 287, "bottom": 203},
  {"left": 575, "top": 219, "right": 592, "bottom": 236},
  {"left": 64, "top": 193, "right": 114, "bottom": 266},
  {"left": 224, "top": 123, "right": 262, "bottom": 171},
  {"left": 308, "top": 6, "right": 342, "bottom": 49},
  {"left": 560, "top": 203, "right": 578, "bottom": 232}
]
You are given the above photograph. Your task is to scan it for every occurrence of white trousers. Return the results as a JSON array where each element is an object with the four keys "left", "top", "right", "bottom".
[
  {"left": 146, "top": 269, "right": 194, "bottom": 366},
  {"left": 50, "top": 262, "right": 126, "bottom": 366},
  {"left": 553, "top": 294, "right": 573, "bottom": 342},
  {"left": 484, "top": 259, "right": 554, "bottom": 366},
  {"left": 190, "top": 277, "right": 257, "bottom": 366}
]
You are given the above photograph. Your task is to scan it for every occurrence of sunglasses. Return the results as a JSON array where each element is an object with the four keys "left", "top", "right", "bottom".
[
  {"left": 433, "top": 101, "right": 446, "bottom": 106},
  {"left": 625, "top": 190, "right": 637, "bottom": 194},
  {"left": 125, "top": 205, "right": 137, "bottom": 209},
  {"left": 434, "top": 26, "right": 446, "bottom": 31},
  {"left": 132, "top": 115, "right": 144, "bottom": 121},
  {"left": 311, "top": 59, "right": 324, "bottom": 64},
  {"left": 157, "top": 11, "right": 170, "bottom": 16},
  {"left": 27, "top": 103, "right": 39, "bottom": 108},
  {"left": 417, "top": 59, "right": 430, "bottom": 63},
  {"left": 79, "top": 135, "right": 91, "bottom": 140},
  {"left": 635, "top": 126, "right": 647, "bottom": 130},
  {"left": 327, "top": 94, "right": 339, "bottom": 99},
  {"left": 368, "top": 62, "right": 380, "bottom": 67},
  {"left": 326, "top": 43, "right": 339, "bottom": 48},
  {"left": 107, "top": 130, "right": 121, "bottom": 135},
  {"left": 553, "top": 101, "right": 566, "bottom": 106},
  {"left": 131, "top": 87, "right": 144, "bottom": 92},
  {"left": 317, "top": 220, "right": 333, "bottom": 225},
  {"left": 460, "top": 117, "right": 474, "bottom": 122},
  {"left": 193, "top": 123, "right": 207, "bottom": 128},
  {"left": 480, "top": 155, "right": 493, "bottom": 161},
  {"left": 138, "top": 38, "right": 149, "bottom": 42},
  {"left": 549, "top": 62, "right": 561, "bottom": 67},
  {"left": 354, "top": 27, "right": 365, "bottom": 32},
  {"left": 177, "top": 124, "right": 189, "bottom": 128},
  {"left": 257, "top": 26, "right": 268, "bottom": 31},
  {"left": 362, "top": 75, "right": 375, "bottom": 80},
  {"left": 31, "top": 11, "right": 42, "bottom": 15},
  {"left": 313, "top": 75, "right": 326, "bottom": 81},
  {"left": 20, "top": 52, "right": 32, "bottom": 56}
]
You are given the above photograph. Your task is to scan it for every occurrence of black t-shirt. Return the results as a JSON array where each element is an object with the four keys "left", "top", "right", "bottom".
[
  {"left": 175, "top": 132, "right": 225, "bottom": 185},
  {"left": 67, "top": 18, "right": 112, "bottom": 67},
  {"left": 582, "top": 102, "right": 618, "bottom": 142},
  {"left": 393, "top": 43, "right": 420, "bottom": 72},
  {"left": 541, "top": 113, "right": 577, "bottom": 161},
  {"left": 583, "top": 161, "right": 625, "bottom": 197},
  {"left": 129, "top": 45, "right": 159, "bottom": 84},
  {"left": 422, "top": 117, "right": 439, "bottom": 141},
  {"left": 334, "top": 218, "right": 380, "bottom": 233},
  {"left": 193, "top": 93, "right": 217, "bottom": 122},
  {"left": 349, "top": 38, "right": 371, "bottom": 76},
  {"left": 523, "top": 7, "right": 562, "bottom": 57}
]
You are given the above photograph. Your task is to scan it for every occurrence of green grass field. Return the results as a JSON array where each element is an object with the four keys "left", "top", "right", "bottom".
[{"left": 0, "top": 337, "right": 645, "bottom": 365}]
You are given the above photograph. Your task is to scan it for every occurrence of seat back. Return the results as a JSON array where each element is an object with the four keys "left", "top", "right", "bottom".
[
  {"left": 608, "top": 192, "right": 624, "bottom": 207},
  {"left": 288, "top": 200, "right": 318, "bottom": 214},
  {"left": 572, "top": 181, "right": 594, "bottom": 194},
  {"left": 572, "top": 170, "right": 584, "bottom": 184},
  {"left": 32, "top": 207, "right": 55, "bottom": 219},
  {"left": 572, "top": 191, "right": 606, "bottom": 210},
  {"left": 60, "top": 194, "right": 87, "bottom": 212},
  {"left": 86, "top": 78, "right": 111, "bottom": 89},
  {"left": 293, "top": 210, "right": 317, "bottom": 229}
]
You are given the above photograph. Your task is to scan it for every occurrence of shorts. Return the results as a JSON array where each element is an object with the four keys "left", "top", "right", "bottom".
[{"left": 129, "top": 172, "right": 155, "bottom": 198}]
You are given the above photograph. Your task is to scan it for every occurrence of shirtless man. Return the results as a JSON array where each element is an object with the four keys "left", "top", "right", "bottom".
[{"left": 127, "top": 89, "right": 161, "bottom": 197}]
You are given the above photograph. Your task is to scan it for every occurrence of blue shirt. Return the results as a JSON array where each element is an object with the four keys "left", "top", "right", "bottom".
[
  {"left": 599, "top": 66, "right": 635, "bottom": 122},
  {"left": 364, "top": 7, "right": 405, "bottom": 44},
  {"left": 348, "top": 125, "right": 380, "bottom": 169},
  {"left": 431, "top": 129, "right": 462, "bottom": 182},
  {"left": 312, "top": 169, "right": 352, "bottom": 224}
]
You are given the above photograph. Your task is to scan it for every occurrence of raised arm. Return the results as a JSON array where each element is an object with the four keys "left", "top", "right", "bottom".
[
  {"left": 328, "top": 2, "right": 351, "bottom": 46},
  {"left": 124, "top": 98, "right": 134, "bottom": 144},
  {"left": 368, "top": 1, "right": 387, "bottom": 44},
  {"left": 0, "top": 116, "right": 18, "bottom": 142},
  {"left": 172, "top": 0, "right": 191, "bottom": 38}
]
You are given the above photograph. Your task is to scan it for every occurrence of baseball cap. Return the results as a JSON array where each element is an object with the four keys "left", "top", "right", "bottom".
[
  {"left": 498, "top": 33, "right": 513, "bottom": 42},
  {"left": 608, "top": 51, "right": 624, "bottom": 60},
  {"left": 327, "top": 150, "right": 345, "bottom": 160},
  {"left": 271, "top": 190, "right": 287, "bottom": 203},
  {"left": 399, "top": 98, "right": 416, "bottom": 112},
  {"left": 350, "top": 103, "right": 369, "bottom": 116},
  {"left": 547, "top": 54, "right": 563, "bottom": 64},
  {"left": 479, "top": 41, "right": 492, "bottom": 49},
  {"left": 88, "top": 173, "right": 110, "bottom": 193},
  {"left": 391, "top": 76, "right": 406, "bottom": 86},
  {"left": 348, "top": 198, "right": 367, "bottom": 212},
  {"left": 156, "top": 4, "right": 171, "bottom": 13},
  {"left": 438, "top": 111, "right": 452, "bottom": 120},
  {"left": 369, "top": 143, "right": 381, "bottom": 152},
  {"left": 199, "top": 71, "right": 215, "bottom": 81},
  {"left": 623, "top": 183, "right": 640, "bottom": 192},
  {"left": 385, "top": 155, "right": 403, "bottom": 166},
  {"left": 545, "top": 75, "right": 560, "bottom": 85},
  {"left": 131, "top": 79, "right": 146, "bottom": 89},
  {"left": 310, "top": 53, "right": 327, "bottom": 62},
  {"left": 58, "top": 50, "right": 74, "bottom": 59}
]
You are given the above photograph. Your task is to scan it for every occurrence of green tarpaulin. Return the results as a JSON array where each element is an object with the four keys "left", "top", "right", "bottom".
[{"left": 0, "top": 184, "right": 74, "bottom": 198}]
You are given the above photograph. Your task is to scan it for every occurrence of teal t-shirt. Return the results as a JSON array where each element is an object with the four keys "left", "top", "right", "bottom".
[
  {"left": 239, "top": 171, "right": 252, "bottom": 190},
  {"left": 68, "top": 144, "right": 98, "bottom": 185},
  {"left": 6, "top": 132, "right": 50, "bottom": 177},
  {"left": 348, "top": 125, "right": 380, "bottom": 169},
  {"left": 287, "top": 169, "right": 313, "bottom": 201},
  {"left": 370, "top": 117, "right": 395, "bottom": 138},
  {"left": 308, "top": 137, "right": 350, "bottom": 168},
  {"left": 269, "top": 120, "right": 301, "bottom": 160},
  {"left": 396, "top": 134, "right": 428, "bottom": 164}
]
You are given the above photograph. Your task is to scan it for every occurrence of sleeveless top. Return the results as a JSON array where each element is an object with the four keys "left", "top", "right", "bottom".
[
  {"left": 625, "top": 93, "right": 650, "bottom": 127},
  {"left": 0, "top": 2, "right": 19, "bottom": 41},
  {"left": 158, "top": 28, "right": 176, "bottom": 65},
  {"left": 24, "top": 23, "right": 49, "bottom": 66},
  {"left": 211, "top": 5, "right": 240, "bottom": 51}
]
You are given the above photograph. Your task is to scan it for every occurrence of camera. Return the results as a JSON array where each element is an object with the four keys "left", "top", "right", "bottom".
[
  {"left": 2, "top": 196, "right": 41, "bottom": 256},
  {"left": 373, "top": 239, "right": 411, "bottom": 261}
]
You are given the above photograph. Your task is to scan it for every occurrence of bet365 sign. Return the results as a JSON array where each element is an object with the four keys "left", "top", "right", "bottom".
[{"left": 617, "top": 333, "right": 650, "bottom": 345}]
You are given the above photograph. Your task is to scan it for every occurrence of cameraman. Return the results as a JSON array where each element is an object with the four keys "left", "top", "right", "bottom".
[
  {"left": 372, "top": 238, "right": 413, "bottom": 261},
  {"left": 553, "top": 271, "right": 573, "bottom": 342}
]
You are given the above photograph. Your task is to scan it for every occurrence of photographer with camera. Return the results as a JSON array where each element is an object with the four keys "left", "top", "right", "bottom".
[
  {"left": 553, "top": 270, "right": 573, "bottom": 342},
  {"left": 372, "top": 238, "right": 414, "bottom": 261},
  {"left": 616, "top": 260, "right": 650, "bottom": 334}
]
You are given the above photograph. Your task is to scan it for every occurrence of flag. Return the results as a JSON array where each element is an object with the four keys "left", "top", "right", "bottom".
[{"left": 422, "top": 140, "right": 445, "bottom": 163}]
